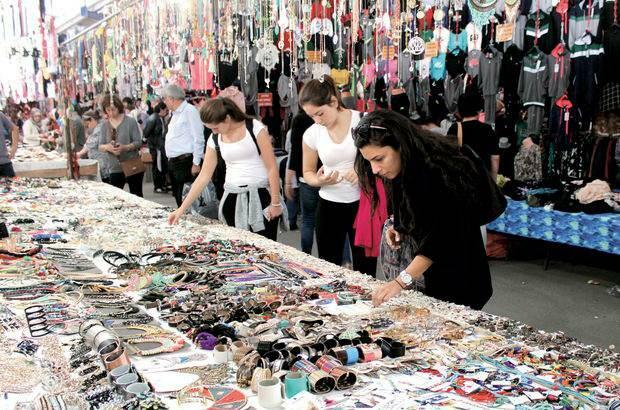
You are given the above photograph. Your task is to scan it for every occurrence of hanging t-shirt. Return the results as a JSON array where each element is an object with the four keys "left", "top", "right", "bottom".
[
  {"left": 466, "top": 49, "right": 483, "bottom": 78},
  {"left": 466, "top": 23, "right": 483, "bottom": 50},
  {"left": 448, "top": 31, "right": 469, "bottom": 53},
  {"left": 430, "top": 53, "right": 448, "bottom": 81},
  {"left": 434, "top": 27, "right": 452, "bottom": 54},
  {"left": 206, "top": 119, "right": 269, "bottom": 186},
  {"left": 303, "top": 110, "right": 362, "bottom": 203},
  {"left": 418, "top": 58, "right": 431, "bottom": 79}
]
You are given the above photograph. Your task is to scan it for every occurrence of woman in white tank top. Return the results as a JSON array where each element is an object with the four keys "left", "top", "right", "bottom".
[{"left": 168, "top": 97, "right": 283, "bottom": 240}]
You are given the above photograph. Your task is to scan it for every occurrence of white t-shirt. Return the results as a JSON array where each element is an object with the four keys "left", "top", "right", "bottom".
[
  {"left": 466, "top": 23, "right": 483, "bottom": 51},
  {"left": 434, "top": 27, "right": 451, "bottom": 54},
  {"left": 206, "top": 119, "right": 269, "bottom": 187},
  {"left": 303, "top": 110, "right": 362, "bottom": 203}
]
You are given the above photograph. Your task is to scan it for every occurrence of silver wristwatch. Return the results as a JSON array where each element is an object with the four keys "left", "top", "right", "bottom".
[{"left": 398, "top": 270, "right": 413, "bottom": 286}]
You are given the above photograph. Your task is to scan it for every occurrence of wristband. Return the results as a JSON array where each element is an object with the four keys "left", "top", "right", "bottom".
[
  {"left": 389, "top": 341, "right": 406, "bottom": 358},
  {"left": 326, "top": 348, "right": 348, "bottom": 365},
  {"left": 316, "top": 355, "right": 341, "bottom": 373},
  {"left": 357, "top": 343, "right": 383, "bottom": 363},
  {"left": 308, "top": 370, "right": 336, "bottom": 394},
  {"left": 345, "top": 346, "right": 359, "bottom": 364},
  {"left": 375, "top": 337, "right": 393, "bottom": 358},
  {"left": 292, "top": 358, "right": 319, "bottom": 374},
  {"left": 330, "top": 366, "right": 357, "bottom": 390}
]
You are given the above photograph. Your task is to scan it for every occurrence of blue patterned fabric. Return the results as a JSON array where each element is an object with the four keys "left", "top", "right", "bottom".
[{"left": 488, "top": 198, "right": 620, "bottom": 255}]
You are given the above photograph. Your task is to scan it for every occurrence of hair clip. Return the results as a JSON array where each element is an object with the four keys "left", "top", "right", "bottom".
[{"left": 318, "top": 75, "right": 325, "bottom": 84}]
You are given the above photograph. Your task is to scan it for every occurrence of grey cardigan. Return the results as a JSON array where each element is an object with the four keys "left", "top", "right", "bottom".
[{"left": 97, "top": 116, "right": 142, "bottom": 174}]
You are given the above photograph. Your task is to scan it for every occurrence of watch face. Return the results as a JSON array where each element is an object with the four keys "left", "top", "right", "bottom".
[{"left": 399, "top": 271, "right": 413, "bottom": 284}]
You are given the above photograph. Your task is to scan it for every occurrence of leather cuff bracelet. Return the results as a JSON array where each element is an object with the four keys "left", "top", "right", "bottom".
[
  {"left": 308, "top": 370, "right": 336, "bottom": 394},
  {"left": 330, "top": 366, "right": 357, "bottom": 390},
  {"left": 326, "top": 348, "right": 348, "bottom": 365},
  {"left": 389, "top": 341, "right": 406, "bottom": 358},
  {"left": 345, "top": 346, "right": 359, "bottom": 365},
  {"left": 292, "top": 359, "right": 319, "bottom": 374},
  {"left": 357, "top": 343, "right": 383, "bottom": 363}
]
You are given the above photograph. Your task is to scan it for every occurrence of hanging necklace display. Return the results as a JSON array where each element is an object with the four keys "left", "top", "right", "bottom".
[
  {"left": 504, "top": 0, "right": 521, "bottom": 24},
  {"left": 334, "top": 0, "right": 346, "bottom": 64},
  {"left": 469, "top": 0, "right": 498, "bottom": 27},
  {"left": 256, "top": 0, "right": 280, "bottom": 84},
  {"left": 409, "top": 3, "right": 426, "bottom": 57}
]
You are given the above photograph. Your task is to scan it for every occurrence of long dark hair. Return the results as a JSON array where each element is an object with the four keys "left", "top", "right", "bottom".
[{"left": 354, "top": 110, "right": 481, "bottom": 234}]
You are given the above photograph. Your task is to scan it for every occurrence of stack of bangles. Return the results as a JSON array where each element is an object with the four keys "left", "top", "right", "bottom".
[
  {"left": 292, "top": 359, "right": 336, "bottom": 393},
  {"left": 356, "top": 343, "right": 384, "bottom": 363},
  {"left": 315, "top": 355, "right": 357, "bottom": 390}
]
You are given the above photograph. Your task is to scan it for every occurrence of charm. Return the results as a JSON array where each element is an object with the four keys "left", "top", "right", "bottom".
[{"left": 408, "top": 36, "right": 425, "bottom": 56}]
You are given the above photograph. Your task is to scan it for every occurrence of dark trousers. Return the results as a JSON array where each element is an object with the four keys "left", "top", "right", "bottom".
[
  {"left": 0, "top": 162, "right": 15, "bottom": 177},
  {"left": 150, "top": 148, "right": 168, "bottom": 190},
  {"left": 299, "top": 182, "right": 319, "bottom": 254},
  {"left": 316, "top": 197, "right": 377, "bottom": 276},
  {"left": 168, "top": 154, "right": 194, "bottom": 207},
  {"left": 221, "top": 187, "right": 279, "bottom": 241},
  {"left": 286, "top": 188, "right": 300, "bottom": 226},
  {"left": 106, "top": 172, "right": 144, "bottom": 197}
]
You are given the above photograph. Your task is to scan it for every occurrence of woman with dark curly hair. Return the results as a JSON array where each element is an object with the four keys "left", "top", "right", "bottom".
[{"left": 354, "top": 110, "right": 495, "bottom": 310}]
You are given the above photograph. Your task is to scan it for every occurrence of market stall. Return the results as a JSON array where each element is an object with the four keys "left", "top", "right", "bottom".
[
  {"left": 488, "top": 197, "right": 620, "bottom": 255},
  {"left": 12, "top": 147, "right": 100, "bottom": 180},
  {"left": 0, "top": 177, "right": 618, "bottom": 409}
]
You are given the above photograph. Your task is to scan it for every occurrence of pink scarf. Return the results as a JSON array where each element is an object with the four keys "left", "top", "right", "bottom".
[{"left": 354, "top": 179, "right": 388, "bottom": 257}]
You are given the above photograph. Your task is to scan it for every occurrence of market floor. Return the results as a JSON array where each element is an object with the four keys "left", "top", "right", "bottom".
[{"left": 140, "top": 184, "right": 620, "bottom": 350}]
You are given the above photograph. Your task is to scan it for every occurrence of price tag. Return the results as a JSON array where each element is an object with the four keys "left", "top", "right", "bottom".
[
  {"left": 257, "top": 93, "right": 273, "bottom": 107},
  {"left": 424, "top": 41, "right": 438, "bottom": 58},
  {"left": 496, "top": 23, "right": 514, "bottom": 42},
  {"left": 306, "top": 50, "right": 323, "bottom": 63},
  {"left": 381, "top": 46, "right": 397, "bottom": 59}
]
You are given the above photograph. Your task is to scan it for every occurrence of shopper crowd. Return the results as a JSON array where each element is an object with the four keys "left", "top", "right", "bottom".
[{"left": 1, "top": 77, "right": 511, "bottom": 310}]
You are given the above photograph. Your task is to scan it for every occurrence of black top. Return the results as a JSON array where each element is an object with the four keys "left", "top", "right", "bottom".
[
  {"left": 287, "top": 112, "right": 315, "bottom": 179},
  {"left": 143, "top": 113, "right": 167, "bottom": 150},
  {"left": 448, "top": 121, "right": 499, "bottom": 170},
  {"left": 500, "top": 44, "right": 524, "bottom": 98},
  {"left": 392, "top": 174, "right": 493, "bottom": 310}
]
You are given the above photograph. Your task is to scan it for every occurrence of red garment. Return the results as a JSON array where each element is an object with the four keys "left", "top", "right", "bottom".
[
  {"left": 311, "top": 1, "right": 333, "bottom": 19},
  {"left": 354, "top": 179, "right": 388, "bottom": 257}
]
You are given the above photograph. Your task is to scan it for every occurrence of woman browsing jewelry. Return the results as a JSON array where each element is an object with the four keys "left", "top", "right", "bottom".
[
  {"left": 168, "top": 97, "right": 284, "bottom": 241},
  {"left": 354, "top": 110, "right": 503, "bottom": 310},
  {"left": 300, "top": 75, "right": 376, "bottom": 275},
  {"left": 96, "top": 94, "right": 144, "bottom": 197}
]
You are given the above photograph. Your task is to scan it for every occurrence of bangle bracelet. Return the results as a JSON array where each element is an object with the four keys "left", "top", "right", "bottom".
[
  {"left": 395, "top": 279, "right": 406, "bottom": 289},
  {"left": 270, "top": 203, "right": 282, "bottom": 207}
]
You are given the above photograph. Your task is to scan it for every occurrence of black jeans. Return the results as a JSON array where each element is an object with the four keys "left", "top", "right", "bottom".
[
  {"left": 168, "top": 154, "right": 194, "bottom": 207},
  {"left": 150, "top": 148, "right": 168, "bottom": 191},
  {"left": 0, "top": 162, "right": 15, "bottom": 177},
  {"left": 106, "top": 172, "right": 144, "bottom": 197},
  {"left": 221, "top": 188, "right": 279, "bottom": 241},
  {"left": 299, "top": 182, "right": 319, "bottom": 254},
  {"left": 316, "top": 198, "right": 376, "bottom": 276}
]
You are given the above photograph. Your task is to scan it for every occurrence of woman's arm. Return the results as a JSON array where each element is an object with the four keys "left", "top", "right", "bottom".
[
  {"left": 256, "top": 129, "right": 281, "bottom": 205},
  {"left": 302, "top": 142, "right": 321, "bottom": 186},
  {"left": 122, "top": 119, "right": 142, "bottom": 152}
]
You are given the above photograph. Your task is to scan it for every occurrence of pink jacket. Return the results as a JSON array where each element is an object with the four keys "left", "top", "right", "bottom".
[{"left": 354, "top": 179, "right": 388, "bottom": 257}]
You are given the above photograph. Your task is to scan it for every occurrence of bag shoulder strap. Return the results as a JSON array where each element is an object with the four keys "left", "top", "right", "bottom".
[
  {"left": 457, "top": 122, "right": 463, "bottom": 147},
  {"left": 210, "top": 132, "right": 221, "bottom": 152},
  {"left": 246, "top": 118, "right": 262, "bottom": 156}
]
